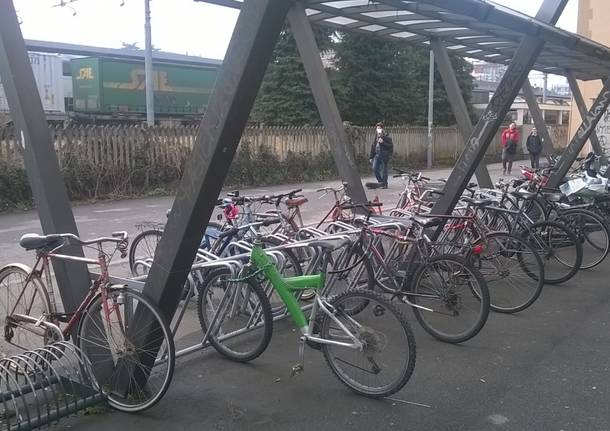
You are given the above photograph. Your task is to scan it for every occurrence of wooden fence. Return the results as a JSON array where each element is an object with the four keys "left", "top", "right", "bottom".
[{"left": 0, "top": 123, "right": 569, "bottom": 167}]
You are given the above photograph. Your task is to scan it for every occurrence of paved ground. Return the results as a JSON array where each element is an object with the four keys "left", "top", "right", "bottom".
[{"left": 7, "top": 160, "right": 608, "bottom": 430}]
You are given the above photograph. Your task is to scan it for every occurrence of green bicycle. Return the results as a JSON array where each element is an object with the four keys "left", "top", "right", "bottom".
[{"left": 198, "top": 237, "right": 416, "bottom": 398}]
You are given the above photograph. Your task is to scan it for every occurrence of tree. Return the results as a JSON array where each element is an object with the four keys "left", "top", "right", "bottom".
[
  {"left": 250, "top": 26, "right": 333, "bottom": 126},
  {"left": 332, "top": 32, "right": 474, "bottom": 126}
]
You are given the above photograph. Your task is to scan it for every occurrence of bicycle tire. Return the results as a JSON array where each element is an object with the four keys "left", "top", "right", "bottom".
[
  {"left": 323, "top": 239, "right": 375, "bottom": 297},
  {"left": 409, "top": 254, "right": 490, "bottom": 343},
  {"left": 525, "top": 220, "right": 583, "bottom": 284},
  {"left": 128, "top": 229, "right": 163, "bottom": 276},
  {"left": 556, "top": 209, "right": 610, "bottom": 269},
  {"left": 468, "top": 232, "right": 545, "bottom": 313},
  {"left": 78, "top": 287, "right": 175, "bottom": 412},
  {"left": 320, "top": 288, "right": 416, "bottom": 398},
  {"left": 0, "top": 264, "right": 53, "bottom": 358},
  {"left": 197, "top": 268, "right": 273, "bottom": 363}
]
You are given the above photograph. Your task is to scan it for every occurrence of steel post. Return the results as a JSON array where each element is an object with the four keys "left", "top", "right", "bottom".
[
  {"left": 0, "top": 0, "right": 89, "bottom": 313},
  {"left": 566, "top": 71, "right": 606, "bottom": 158},
  {"left": 521, "top": 79, "right": 555, "bottom": 162},
  {"left": 430, "top": 0, "right": 567, "bottom": 215},
  {"left": 548, "top": 78, "right": 610, "bottom": 187},
  {"left": 427, "top": 50, "right": 434, "bottom": 170},
  {"left": 144, "top": 0, "right": 155, "bottom": 126},
  {"left": 288, "top": 3, "right": 368, "bottom": 204},
  {"left": 430, "top": 38, "right": 493, "bottom": 188}
]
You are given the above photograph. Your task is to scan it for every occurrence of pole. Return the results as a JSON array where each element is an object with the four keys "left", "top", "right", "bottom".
[
  {"left": 427, "top": 49, "right": 434, "bottom": 169},
  {"left": 543, "top": 72, "right": 548, "bottom": 104},
  {"left": 144, "top": 0, "right": 154, "bottom": 126}
]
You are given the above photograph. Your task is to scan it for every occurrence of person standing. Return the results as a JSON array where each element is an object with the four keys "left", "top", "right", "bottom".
[
  {"left": 501, "top": 122, "right": 520, "bottom": 175},
  {"left": 526, "top": 127, "right": 543, "bottom": 169},
  {"left": 369, "top": 122, "right": 393, "bottom": 189}
]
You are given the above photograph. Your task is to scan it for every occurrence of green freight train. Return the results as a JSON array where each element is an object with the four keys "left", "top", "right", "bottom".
[{"left": 71, "top": 57, "right": 219, "bottom": 118}]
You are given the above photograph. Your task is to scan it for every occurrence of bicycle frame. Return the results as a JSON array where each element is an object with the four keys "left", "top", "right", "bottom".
[
  {"left": 7, "top": 241, "right": 117, "bottom": 343},
  {"left": 248, "top": 244, "right": 362, "bottom": 349}
]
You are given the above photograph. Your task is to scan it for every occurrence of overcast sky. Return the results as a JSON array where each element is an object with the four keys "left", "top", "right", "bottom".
[{"left": 13, "top": 0, "right": 579, "bottom": 84}]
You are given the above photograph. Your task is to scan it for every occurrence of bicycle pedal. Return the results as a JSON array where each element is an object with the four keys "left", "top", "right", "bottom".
[{"left": 290, "top": 363, "right": 304, "bottom": 377}]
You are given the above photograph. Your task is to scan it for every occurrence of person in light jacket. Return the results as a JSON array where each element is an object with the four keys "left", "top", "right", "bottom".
[
  {"left": 526, "top": 127, "right": 543, "bottom": 169},
  {"left": 369, "top": 122, "right": 394, "bottom": 188}
]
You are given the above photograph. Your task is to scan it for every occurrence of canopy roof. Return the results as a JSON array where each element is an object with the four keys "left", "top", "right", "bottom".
[{"left": 198, "top": 0, "right": 610, "bottom": 81}]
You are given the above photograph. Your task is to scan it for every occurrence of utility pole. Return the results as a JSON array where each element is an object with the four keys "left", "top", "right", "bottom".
[
  {"left": 427, "top": 50, "right": 434, "bottom": 169},
  {"left": 542, "top": 72, "right": 548, "bottom": 104},
  {"left": 144, "top": 0, "right": 154, "bottom": 126}
]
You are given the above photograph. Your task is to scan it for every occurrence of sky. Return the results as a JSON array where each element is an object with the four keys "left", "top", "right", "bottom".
[{"left": 13, "top": 0, "right": 580, "bottom": 85}]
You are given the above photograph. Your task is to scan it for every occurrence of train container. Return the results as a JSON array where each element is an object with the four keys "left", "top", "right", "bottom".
[
  {"left": 71, "top": 57, "right": 219, "bottom": 116},
  {"left": 0, "top": 52, "right": 65, "bottom": 113}
]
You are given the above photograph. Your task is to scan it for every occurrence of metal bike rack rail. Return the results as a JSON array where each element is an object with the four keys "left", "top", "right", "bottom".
[
  {"left": 121, "top": 235, "right": 356, "bottom": 361},
  {"left": 0, "top": 341, "right": 104, "bottom": 431}
]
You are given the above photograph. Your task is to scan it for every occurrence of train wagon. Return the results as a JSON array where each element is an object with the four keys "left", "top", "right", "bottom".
[
  {"left": 0, "top": 52, "right": 65, "bottom": 114},
  {"left": 71, "top": 57, "right": 219, "bottom": 117}
]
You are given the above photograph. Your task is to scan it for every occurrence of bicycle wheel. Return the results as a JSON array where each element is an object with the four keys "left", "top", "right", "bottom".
[
  {"left": 469, "top": 232, "right": 545, "bottom": 313},
  {"left": 0, "top": 265, "right": 52, "bottom": 358},
  {"left": 525, "top": 220, "right": 583, "bottom": 284},
  {"left": 197, "top": 268, "right": 273, "bottom": 362},
  {"left": 78, "top": 287, "right": 175, "bottom": 412},
  {"left": 409, "top": 255, "right": 490, "bottom": 343},
  {"left": 129, "top": 229, "right": 163, "bottom": 277},
  {"left": 557, "top": 209, "right": 610, "bottom": 269},
  {"left": 323, "top": 240, "right": 375, "bottom": 297},
  {"left": 320, "top": 289, "right": 416, "bottom": 398}
]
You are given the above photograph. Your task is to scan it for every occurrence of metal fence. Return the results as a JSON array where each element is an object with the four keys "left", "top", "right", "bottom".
[{"left": 0, "top": 123, "right": 569, "bottom": 167}]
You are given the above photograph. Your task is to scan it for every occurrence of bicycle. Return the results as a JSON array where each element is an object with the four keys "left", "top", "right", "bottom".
[
  {"left": 334, "top": 203, "right": 490, "bottom": 344},
  {"left": 198, "top": 235, "right": 416, "bottom": 398},
  {"left": 0, "top": 231, "right": 175, "bottom": 412}
]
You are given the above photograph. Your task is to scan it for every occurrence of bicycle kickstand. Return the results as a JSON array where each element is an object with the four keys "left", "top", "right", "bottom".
[{"left": 290, "top": 337, "right": 306, "bottom": 377}]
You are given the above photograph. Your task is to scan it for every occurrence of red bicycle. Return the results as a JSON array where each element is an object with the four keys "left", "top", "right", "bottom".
[{"left": 0, "top": 231, "right": 175, "bottom": 412}]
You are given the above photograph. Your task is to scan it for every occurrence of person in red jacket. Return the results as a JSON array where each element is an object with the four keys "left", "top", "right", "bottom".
[{"left": 501, "top": 122, "right": 520, "bottom": 175}]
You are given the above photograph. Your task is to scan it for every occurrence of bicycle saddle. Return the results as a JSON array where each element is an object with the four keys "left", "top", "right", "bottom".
[
  {"left": 542, "top": 192, "right": 562, "bottom": 202},
  {"left": 286, "top": 197, "right": 308, "bottom": 207},
  {"left": 308, "top": 238, "right": 351, "bottom": 251},
  {"left": 410, "top": 215, "right": 444, "bottom": 228},
  {"left": 461, "top": 197, "right": 493, "bottom": 207},
  {"left": 19, "top": 233, "right": 63, "bottom": 251},
  {"left": 511, "top": 190, "right": 537, "bottom": 200}
]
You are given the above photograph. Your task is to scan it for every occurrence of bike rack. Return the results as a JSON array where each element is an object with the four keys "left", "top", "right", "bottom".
[
  {"left": 112, "top": 235, "right": 356, "bottom": 362},
  {"left": 0, "top": 341, "right": 104, "bottom": 431}
]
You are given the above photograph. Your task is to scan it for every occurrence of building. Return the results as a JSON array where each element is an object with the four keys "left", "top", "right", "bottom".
[{"left": 569, "top": 0, "right": 610, "bottom": 153}]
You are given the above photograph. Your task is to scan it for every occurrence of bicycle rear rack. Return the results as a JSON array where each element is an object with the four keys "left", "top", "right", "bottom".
[{"left": 1, "top": 341, "right": 104, "bottom": 431}]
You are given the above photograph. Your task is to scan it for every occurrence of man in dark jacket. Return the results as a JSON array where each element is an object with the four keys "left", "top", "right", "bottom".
[
  {"left": 369, "top": 122, "right": 393, "bottom": 188},
  {"left": 526, "top": 127, "right": 543, "bottom": 169}
]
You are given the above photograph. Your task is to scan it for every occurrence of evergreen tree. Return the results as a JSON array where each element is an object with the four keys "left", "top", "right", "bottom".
[
  {"left": 333, "top": 33, "right": 474, "bottom": 126},
  {"left": 250, "top": 26, "right": 332, "bottom": 126}
]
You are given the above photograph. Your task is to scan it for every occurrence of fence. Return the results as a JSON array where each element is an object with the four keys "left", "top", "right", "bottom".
[{"left": 0, "top": 123, "right": 569, "bottom": 168}]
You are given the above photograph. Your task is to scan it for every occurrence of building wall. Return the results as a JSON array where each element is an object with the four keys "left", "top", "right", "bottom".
[{"left": 569, "top": 0, "right": 610, "bottom": 152}]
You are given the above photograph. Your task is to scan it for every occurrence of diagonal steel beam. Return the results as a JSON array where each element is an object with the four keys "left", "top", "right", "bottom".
[
  {"left": 0, "top": 0, "right": 89, "bottom": 314},
  {"left": 139, "top": 0, "right": 291, "bottom": 324},
  {"left": 430, "top": 0, "right": 568, "bottom": 216},
  {"left": 288, "top": 2, "right": 368, "bottom": 204},
  {"left": 521, "top": 79, "right": 555, "bottom": 163},
  {"left": 548, "top": 78, "right": 610, "bottom": 187},
  {"left": 566, "top": 71, "right": 607, "bottom": 159},
  {"left": 430, "top": 37, "right": 493, "bottom": 188}
]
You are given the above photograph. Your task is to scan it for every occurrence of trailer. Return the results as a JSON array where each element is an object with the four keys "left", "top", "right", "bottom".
[
  {"left": 71, "top": 57, "right": 219, "bottom": 117},
  {"left": 0, "top": 52, "right": 65, "bottom": 113}
]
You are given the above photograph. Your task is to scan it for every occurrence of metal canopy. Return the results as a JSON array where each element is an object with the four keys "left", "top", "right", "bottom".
[{"left": 199, "top": 0, "right": 610, "bottom": 81}]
